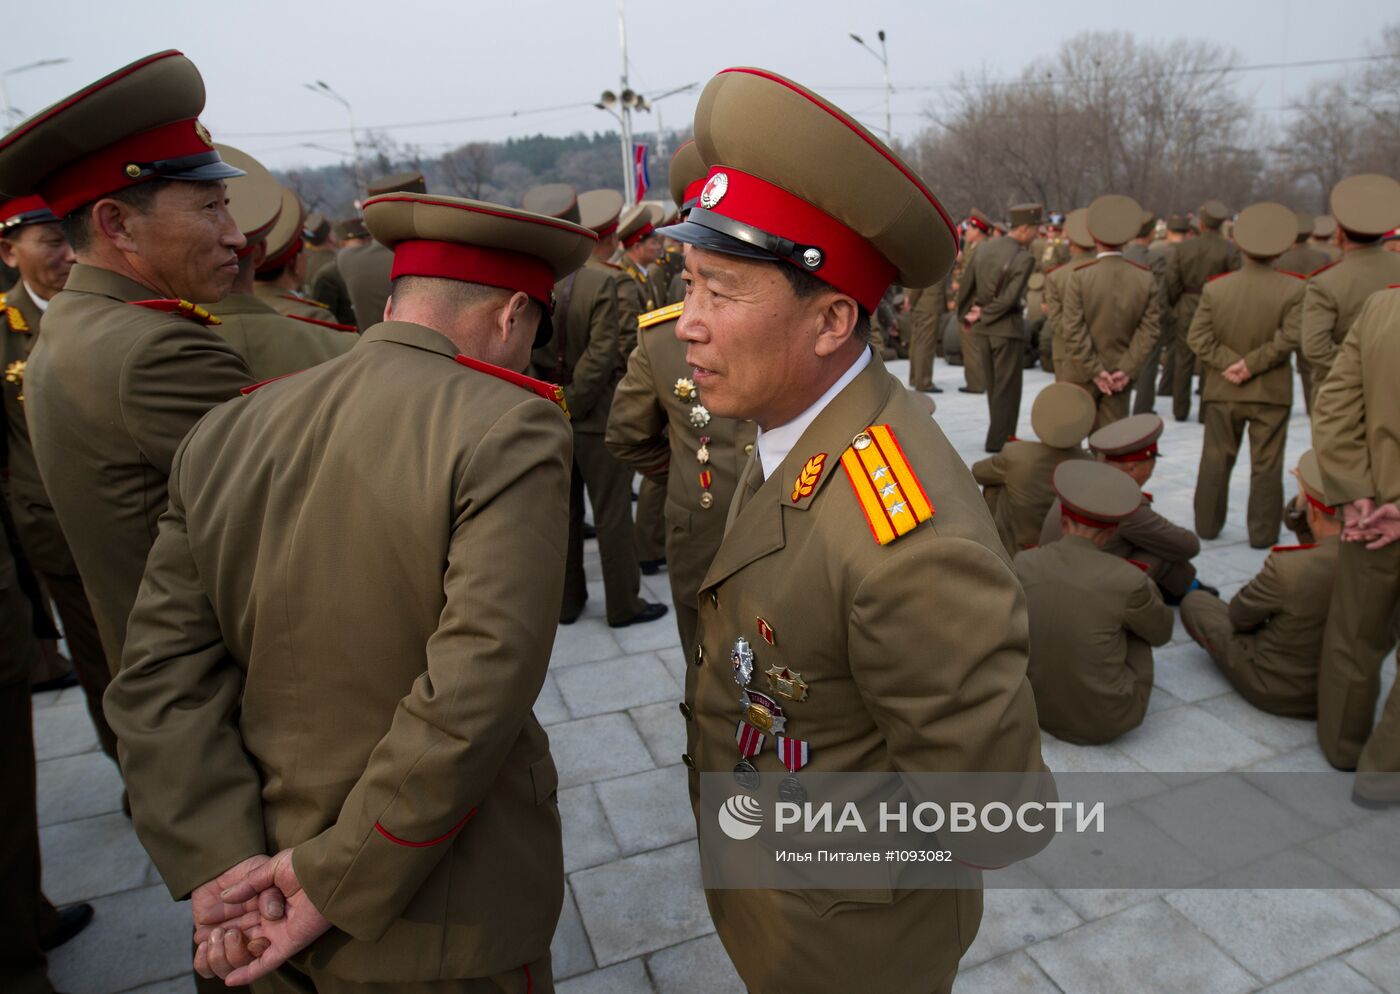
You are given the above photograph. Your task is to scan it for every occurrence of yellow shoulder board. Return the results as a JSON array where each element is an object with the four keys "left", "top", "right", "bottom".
[
  {"left": 1, "top": 293, "right": 27, "bottom": 332},
  {"left": 639, "top": 301, "right": 684, "bottom": 330},
  {"left": 840, "top": 424, "right": 935, "bottom": 545}
]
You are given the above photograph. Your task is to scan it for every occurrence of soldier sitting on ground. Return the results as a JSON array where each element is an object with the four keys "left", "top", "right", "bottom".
[
  {"left": 1016, "top": 460, "right": 1174, "bottom": 745},
  {"left": 973, "top": 381, "right": 1096, "bottom": 555}
]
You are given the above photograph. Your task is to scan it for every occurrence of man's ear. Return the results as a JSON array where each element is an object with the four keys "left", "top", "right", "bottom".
[
  {"left": 812, "top": 293, "right": 862, "bottom": 358},
  {"left": 499, "top": 290, "right": 533, "bottom": 339},
  {"left": 92, "top": 199, "right": 140, "bottom": 254},
  {"left": 0, "top": 237, "right": 17, "bottom": 269},
  {"left": 251, "top": 241, "right": 268, "bottom": 269}
]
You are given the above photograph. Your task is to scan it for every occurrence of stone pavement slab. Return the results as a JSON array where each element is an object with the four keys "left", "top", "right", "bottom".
[
  {"left": 1258, "top": 960, "right": 1385, "bottom": 994},
  {"left": 645, "top": 934, "right": 745, "bottom": 994},
  {"left": 1114, "top": 704, "right": 1276, "bottom": 771},
  {"left": 556, "top": 959, "right": 653, "bottom": 994},
  {"left": 953, "top": 950, "right": 1063, "bottom": 993},
  {"left": 48, "top": 884, "right": 190, "bottom": 994},
  {"left": 595, "top": 764, "right": 695, "bottom": 855},
  {"left": 1345, "top": 929, "right": 1400, "bottom": 993},
  {"left": 548, "top": 712, "right": 656, "bottom": 788},
  {"left": 558, "top": 783, "right": 621, "bottom": 873},
  {"left": 962, "top": 888, "right": 1083, "bottom": 969},
  {"left": 570, "top": 842, "right": 712, "bottom": 967},
  {"left": 554, "top": 652, "right": 679, "bottom": 718},
  {"left": 33, "top": 698, "right": 100, "bottom": 760},
  {"left": 37, "top": 750, "right": 124, "bottom": 827}
]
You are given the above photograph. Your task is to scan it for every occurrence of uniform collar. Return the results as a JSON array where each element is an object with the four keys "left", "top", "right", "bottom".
[
  {"left": 61, "top": 262, "right": 162, "bottom": 303},
  {"left": 359, "top": 319, "right": 460, "bottom": 360},
  {"left": 1096, "top": 250, "right": 1123, "bottom": 259},
  {"left": 6, "top": 279, "right": 43, "bottom": 329},
  {"left": 757, "top": 345, "right": 871, "bottom": 480},
  {"left": 21, "top": 281, "right": 48, "bottom": 313}
]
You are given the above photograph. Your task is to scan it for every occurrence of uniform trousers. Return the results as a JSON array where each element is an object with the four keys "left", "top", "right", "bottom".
[
  {"left": 1041, "top": 638, "right": 1154, "bottom": 746},
  {"left": 634, "top": 473, "right": 667, "bottom": 564},
  {"left": 959, "top": 324, "right": 986, "bottom": 392},
  {"left": 1155, "top": 318, "right": 1176, "bottom": 396},
  {"left": 1132, "top": 324, "right": 1170, "bottom": 414},
  {"left": 1170, "top": 333, "right": 1198, "bottom": 422},
  {"left": 1317, "top": 539, "right": 1400, "bottom": 791},
  {"left": 1086, "top": 384, "right": 1131, "bottom": 433},
  {"left": 563, "top": 431, "right": 644, "bottom": 625},
  {"left": 1193, "top": 401, "right": 1289, "bottom": 548},
  {"left": 1296, "top": 355, "right": 1314, "bottom": 416},
  {"left": 907, "top": 307, "right": 939, "bottom": 390},
  {"left": 39, "top": 572, "right": 116, "bottom": 759},
  {"left": 253, "top": 954, "right": 552, "bottom": 994},
  {"left": 1180, "top": 591, "right": 1316, "bottom": 718},
  {"left": 968, "top": 332, "right": 1022, "bottom": 452}
]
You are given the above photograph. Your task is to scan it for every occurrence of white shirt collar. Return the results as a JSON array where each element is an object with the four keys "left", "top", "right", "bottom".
[
  {"left": 756, "top": 347, "right": 871, "bottom": 481},
  {"left": 1095, "top": 250, "right": 1123, "bottom": 259},
  {"left": 23, "top": 281, "right": 48, "bottom": 313}
]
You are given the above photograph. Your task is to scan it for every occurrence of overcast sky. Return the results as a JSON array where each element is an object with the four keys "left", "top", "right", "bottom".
[{"left": 3, "top": 0, "right": 1393, "bottom": 173}]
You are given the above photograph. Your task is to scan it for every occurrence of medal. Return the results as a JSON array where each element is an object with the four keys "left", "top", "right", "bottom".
[
  {"left": 700, "top": 492, "right": 715, "bottom": 509},
  {"left": 733, "top": 760, "right": 760, "bottom": 790},
  {"left": 778, "top": 775, "right": 808, "bottom": 805},
  {"left": 765, "top": 665, "right": 808, "bottom": 702},
  {"left": 775, "top": 734, "right": 810, "bottom": 772},
  {"left": 675, "top": 377, "right": 697, "bottom": 401},
  {"left": 731, "top": 637, "right": 754, "bottom": 686},
  {"left": 741, "top": 689, "right": 786, "bottom": 734},
  {"left": 697, "top": 435, "right": 710, "bottom": 464},
  {"left": 689, "top": 403, "right": 711, "bottom": 428},
  {"left": 735, "top": 720, "right": 766, "bottom": 758},
  {"left": 756, "top": 617, "right": 775, "bottom": 646}
]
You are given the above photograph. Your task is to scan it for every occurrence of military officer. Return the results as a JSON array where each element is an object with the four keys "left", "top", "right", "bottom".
[
  {"left": 0, "top": 50, "right": 253, "bottom": 673},
  {"left": 951, "top": 208, "right": 992, "bottom": 392},
  {"left": 1312, "top": 286, "right": 1400, "bottom": 803},
  {"left": 307, "top": 217, "right": 362, "bottom": 327},
  {"left": 106, "top": 191, "right": 594, "bottom": 990},
  {"left": 1180, "top": 451, "right": 1339, "bottom": 718},
  {"left": 1166, "top": 200, "right": 1240, "bottom": 421},
  {"left": 252, "top": 188, "right": 343, "bottom": 323},
  {"left": 1311, "top": 214, "right": 1341, "bottom": 261},
  {"left": 1151, "top": 213, "right": 1190, "bottom": 396},
  {"left": 665, "top": 67, "right": 1048, "bottom": 994},
  {"left": 972, "top": 381, "right": 1095, "bottom": 555},
  {"left": 660, "top": 141, "right": 707, "bottom": 304},
  {"left": 1292, "top": 174, "right": 1400, "bottom": 398},
  {"left": 1033, "top": 212, "right": 1071, "bottom": 271},
  {"left": 955, "top": 202, "right": 1039, "bottom": 451},
  {"left": 1275, "top": 210, "right": 1330, "bottom": 277},
  {"left": 1040, "top": 414, "right": 1209, "bottom": 603},
  {"left": 0, "top": 195, "right": 116, "bottom": 759},
  {"left": 301, "top": 210, "right": 335, "bottom": 284},
  {"left": 339, "top": 172, "right": 425, "bottom": 330},
  {"left": 1041, "top": 207, "right": 1095, "bottom": 375},
  {"left": 1016, "top": 460, "right": 1173, "bottom": 744},
  {"left": 1187, "top": 202, "right": 1303, "bottom": 548},
  {"left": 1125, "top": 212, "right": 1170, "bottom": 414},
  {"left": 1058, "top": 194, "right": 1161, "bottom": 430},
  {"left": 209, "top": 146, "right": 353, "bottom": 380},
  {"left": 522, "top": 183, "right": 666, "bottom": 628}
]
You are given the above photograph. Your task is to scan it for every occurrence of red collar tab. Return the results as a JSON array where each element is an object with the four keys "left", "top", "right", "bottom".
[
  {"left": 453, "top": 354, "right": 569, "bottom": 415},
  {"left": 39, "top": 118, "right": 218, "bottom": 218},
  {"left": 130, "top": 298, "right": 221, "bottom": 326},
  {"left": 1272, "top": 543, "right": 1319, "bottom": 552},
  {"left": 1141, "top": 491, "right": 1153, "bottom": 502},
  {"left": 392, "top": 240, "right": 555, "bottom": 308},
  {"left": 287, "top": 313, "right": 357, "bottom": 333},
  {"left": 258, "top": 235, "right": 303, "bottom": 273},
  {"left": 0, "top": 194, "right": 58, "bottom": 229},
  {"left": 1103, "top": 443, "right": 1159, "bottom": 463},
  {"left": 622, "top": 222, "right": 656, "bottom": 249},
  {"left": 1126, "top": 558, "right": 1150, "bottom": 572},
  {"left": 690, "top": 165, "right": 896, "bottom": 311},
  {"left": 1304, "top": 492, "right": 1337, "bottom": 516}
]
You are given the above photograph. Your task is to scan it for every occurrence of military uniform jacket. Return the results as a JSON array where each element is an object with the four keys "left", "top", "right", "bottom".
[
  {"left": 1186, "top": 259, "right": 1302, "bottom": 405},
  {"left": 532, "top": 264, "right": 623, "bottom": 434},
  {"left": 105, "top": 321, "right": 571, "bottom": 982},
  {"left": 1125, "top": 242, "right": 1169, "bottom": 323},
  {"left": 954, "top": 235, "right": 1034, "bottom": 339},
  {"left": 606, "top": 304, "right": 754, "bottom": 542},
  {"left": 338, "top": 241, "right": 394, "bottom": 332},
  {"left": 210, "top": 292, "right": 353, "bottom": 381},
  {"left": 2, "top": 282, "right": 78, "bottom": 575},
  {"left": 1291, "top": 245, "right": 1400, "bottom": 380},
  {"left": 1015, "top": 535, "right": 1173, "bottom": 743},
  {"left": 972, "top": 440, "right": 1090, "bottom": 553},
  {"left": 1274, "top": 244, "right": 1330, "bottom": 278},
  {"left": 253, "top": 281, "right": 342, "bottom": 322},
  {"left": 908, "top": 276, "right": 949, "bottom": 336},
  {"left": 24, "top": 264, "right": 251, "bottom": 668},
  {"left": 1226, "top": 536, "right": 1338, "bottom": 701},
  {"left": 1166, "top": 229, "right": 1240, "bottom": 329},
  {"left": 1059, "top": 254, "right": 1160, "bottom": 381},
  {"left": 687, "top": 353, "right": 1048, "bottom": 990},
  {"left": 1040, "top": 494, "right": 1200, "bottom": 577},
  {"left": 1043, "top": 256, "right": 1093, "bottom": 361},
  {"left": 308, "top": 256, "right": 359, "bottom": 328},
  {"left": 604, "top": 258, "right": 645, "bottom": 358},
  {"left": 1313, "top": 287, "right": 1400, "bottom": 505}
]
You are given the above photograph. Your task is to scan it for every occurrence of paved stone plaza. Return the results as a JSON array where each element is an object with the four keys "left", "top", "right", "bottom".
[{"left": 32, "top": 358, "right": 1400, "bottom": 993}]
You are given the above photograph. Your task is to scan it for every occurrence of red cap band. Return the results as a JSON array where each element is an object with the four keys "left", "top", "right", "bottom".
[
  {"left": 1061, "top": 505, "right": 1118, "bottom": 528},
  {"left": 0, "top": 194, "right": 54, "bottom": 226},
  {"left": 699, "top": 165, "right": 896, "bottom": 310},
  {"left": 390, "top": 239, "right": 555, "bottom": 305},
  {"left": 38, "top": 119, "right": 216, "bottom": 218},
  {"left": 622, "top": 222, "right": 656, "bottom": 249},
  {"left": 258, "top": 235, "right": 303, "bottom": 273},
  {"left": 1103, "top": 442, "right": 1159, "bottom": 463},
  {"left": 594, "top": 219, "right": 619, "bottom": 238},
  {"left": 1304, "top": 491, "right": 1337, "bottom": 516},
  {"left": 683, "top": 178, "right": 706, "bottom": 208},
  {"left": 964, "top": 215, "right": 992, "bottom": 234}
]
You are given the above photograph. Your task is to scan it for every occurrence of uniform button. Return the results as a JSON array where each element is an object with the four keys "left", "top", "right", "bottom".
[
  {"left": 694, "top": 643, "right": 704, "bottom": 666},
  {"left": 709, "top": 590, "right": 718, "bottom": 607},
  {"left": 679, "top": 702, "right": 693, "bottom": 720},
  {"left": 682, "top": 753, "right": 696, "bottom": 769},
  {"left": 744, "top": 443, "right": 754, "bottom": 455}
]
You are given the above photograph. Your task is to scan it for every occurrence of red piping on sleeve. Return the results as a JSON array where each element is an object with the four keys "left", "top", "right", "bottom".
[{"left": 374, "top": 807, "right": 478, "bottom": 848}]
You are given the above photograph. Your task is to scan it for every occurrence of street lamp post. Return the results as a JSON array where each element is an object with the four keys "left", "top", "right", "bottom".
[
  {"left": 304, "top": 80, "right": 364, "bottom": 198},
  {"left": 1, "top": 57, "right": 70, "bottom": 127},
  {"left": 849, "top": 30, "right": 892, "bottom": 143}
]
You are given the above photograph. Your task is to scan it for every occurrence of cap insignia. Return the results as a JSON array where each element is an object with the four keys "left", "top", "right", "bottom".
[
  {"left": 699, "top": 172, "right": 729, "bottom": 209},
  {"left": 194, "top": 120, "right": 213, "bottom": 147}
]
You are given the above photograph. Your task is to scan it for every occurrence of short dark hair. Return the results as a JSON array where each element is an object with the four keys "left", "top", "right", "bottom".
[
  {"left": 1340, "top": 226, "right": 1382, "bottom": 245},
  {"left": 775, "top": 261, "right": 872, "bottom": 340},
  {"left": 60, "top": 179, "right": 174, "bottom": 252},
  {"left": 254, "top": 265, "right": 286, "bottom": 283}
]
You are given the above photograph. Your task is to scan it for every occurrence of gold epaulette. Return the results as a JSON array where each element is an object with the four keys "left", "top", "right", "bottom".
[
  {"left": 840, "top": 424, "right": 935, "bottom": 545},
  {"left": 130, "top": 298, "right": 221, "bottom": 326},
  {"left": 0, "top": 293, "right": 28, "bottom": 332},
  {"left": 639, "top": 301, "right": 684, "bottom": 330}
]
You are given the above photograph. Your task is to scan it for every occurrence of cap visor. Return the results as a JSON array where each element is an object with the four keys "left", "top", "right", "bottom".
[
  {"left": 163, "top": 161, "right": 247, "bottom": 182},
  {"left": 660, "top": 219, "right": 781, "bottom": 263}
]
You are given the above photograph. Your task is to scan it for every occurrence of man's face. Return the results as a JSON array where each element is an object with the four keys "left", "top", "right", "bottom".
[
  {"left": 0, "top": 222, "right": 74, "bottom": 299},
  {"left": 1011, "top": 223, "right": 1037, "bottom": 246},
  {"left": 628, "top": 233, "right": 662, "bottom": 266},
  {"left": 676, "top": 245, "right": 836, "bottom": 429},
  {"left": 124, "top": 181, "right": 244, "bottom": 301}
]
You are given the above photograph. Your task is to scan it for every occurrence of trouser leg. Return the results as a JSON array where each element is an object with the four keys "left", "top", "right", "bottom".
[
  {"left": 1244, "top": 404, "right": 1289, "bottom": 548},
  {"left": 1092, "top": 389, "right": 1130, "bottom": 432},
  {"left": 984, "top": 337, "right": 1023, "bottom": 452},
  {"left": 41, "top": 572, "right": 116, "bottom": 759},
  {"left": 1133, "top": 337, "right": 1160, "bottom": 414},
  {"left": 634, "top": 474, "right": 667, "bottom": 563},
  {"left": 961, "top": 325, "right": 986, "bottom": 391},
  {"left": 574, "top": 433, "right": 644, "bottom": 624},
  {"left": 1194, "top": 402, "right": 1243, "bottom": 540},
  {"left": 560, "top": 453, "right": 589, "bottom": 621}
]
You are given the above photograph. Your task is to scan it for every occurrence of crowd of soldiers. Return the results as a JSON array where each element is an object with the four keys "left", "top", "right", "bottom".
[{"left": 0, "top": 46, "right": 1397, "bottom": 994}]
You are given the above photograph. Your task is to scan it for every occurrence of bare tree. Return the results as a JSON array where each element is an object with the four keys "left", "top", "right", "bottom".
[{"left": 437, "top": 142, "right": 495, "bottom": 199}]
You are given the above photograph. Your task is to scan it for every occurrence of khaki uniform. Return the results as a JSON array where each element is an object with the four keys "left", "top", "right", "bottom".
[
  {"left": 1166, "top": 229, "right": 1240, "bottom": 420},
  {"left": 1058, "top": 255, "right": 1160, "bottom": 430},
  {"left": 1043, "top": 256, "right": 1092, "bottom": 375},
  {"left": 1312, "top": 287, "right": 1400, "bottom": 782},
  {"left": 1016, "top": 535, "right": 1173, "bottom": 744},
  {"left": 308, "top": 258, "right": 359, "bottom": 329},
  {"left": 211, "top": 292, "right": 353, "bottom": 381},
  {"left": 687, "top": 355, "right": 1047, "bottom": 994},
  {"left": 1273, "top": 244, "right": 1331, "bottom": 407},
  {"left": 609, "top": 258, "right": 647, "bottom": 359},
  {"left": 1186, "top": 261, "right": 1303, "bottom": 546},
  {"left": 533, "top": 264, "right": 645, "bottom": 625},
  {"left": 954, "top": 235, "right": 1034, "bottom": 450},
  {"left": 253, "top": 281, "right": 342, "bottom": 323},
  {"left": 106, "top": 321, "right": 569, "bottom": 987},
  {"left": 1149, "top": 241, "right": 1178, "bottom": 395},
  {"left": 1291, "top": 244, "right": 1400, "bottom": 395},
  {"left": 303, "top": 245, "right": 336, "bottom": 286},
  {"left": 1, "top": 284, "right": 114, "bottom": 757},
  {"left": 973, "top": 441, "right": 1090, "bottom": 554},
  {"left": 1040, "top": 494, "right": 1199, "bottom": 599},
  {"left": 906, "top": 277, "right": 947, "bottom": 391},
  {"left": 949, "top": 243, "right": 985, "bottom": 391},
  {"left": 1124, "top": 242, "right": 1170, "bottom": 414},
  {"left": 1180, "top": 538, "right": 1337, "bottom": 717},
  {"left": 618, "top": 259, "right": 667, "bottom": 565},
  {"left": 23, "top": 264, "right": 251, "bottom": 669},
  {"left": 338, "top": 241, "right": 395, "bottom": 333},
  {"left": 606, "top": 305, "right": 756, "bottom": 652}
]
